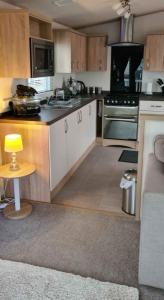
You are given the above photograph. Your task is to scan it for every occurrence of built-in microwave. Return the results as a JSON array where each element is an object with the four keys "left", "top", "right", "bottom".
[{"left": 30, "top": 38, "right": 54, "bottom": 78}]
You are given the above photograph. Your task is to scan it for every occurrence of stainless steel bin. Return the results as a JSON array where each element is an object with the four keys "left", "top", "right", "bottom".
[{"left": 122, "top": 169, "right": 137, "bottom": 215}]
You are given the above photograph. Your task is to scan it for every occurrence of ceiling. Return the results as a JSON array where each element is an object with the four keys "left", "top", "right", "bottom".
[{"left": 2, "top": 0, "right": 164, "bottom": 28}]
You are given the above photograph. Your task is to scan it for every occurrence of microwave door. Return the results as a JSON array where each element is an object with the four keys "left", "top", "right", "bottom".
[
  {"left": 30, "top": 38, "right": 54, "bottom": 78},
  {"left": 33, "top": 45, "right": 49, "bottom": 76}
]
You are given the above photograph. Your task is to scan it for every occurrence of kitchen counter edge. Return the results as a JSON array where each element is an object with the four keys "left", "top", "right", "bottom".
[{"left": 0, "top": 97, "right": 100, "bottom": 126}]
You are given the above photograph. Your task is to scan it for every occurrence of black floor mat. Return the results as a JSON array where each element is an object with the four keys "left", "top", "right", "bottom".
[{"left": 119, "top": 150, "right": 138, "bottom": 163}]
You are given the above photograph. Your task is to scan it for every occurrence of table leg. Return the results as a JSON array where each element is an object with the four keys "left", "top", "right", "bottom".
[{"left": 13, "top": 178, "right": 20, "bottom": 211}]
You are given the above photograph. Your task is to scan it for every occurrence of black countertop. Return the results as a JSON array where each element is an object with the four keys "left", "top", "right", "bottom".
[
  {"left": 0, "top": 97, "right": 99, "bottom": 125},
  {"left": 139, "top": 93, "right": 164, "bottom": 101}
]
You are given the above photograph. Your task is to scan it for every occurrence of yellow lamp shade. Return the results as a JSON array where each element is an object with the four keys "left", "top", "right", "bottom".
[{"left": 4, "top": 134, "right": 23, "bottom": 153}]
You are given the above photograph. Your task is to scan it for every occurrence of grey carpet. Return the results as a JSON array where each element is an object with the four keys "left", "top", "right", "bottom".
[
  {"left": 0, "top": 204, "right": 163, "bottom": 299},
  {"left": 53, "top": 146, "right": 137, "bottom": 215},
  {"left": 0, "top": 204, "right": 139, "bottom": 287},
  {"left": 0, "top": 259, "right": 139, "bottom": 300}
]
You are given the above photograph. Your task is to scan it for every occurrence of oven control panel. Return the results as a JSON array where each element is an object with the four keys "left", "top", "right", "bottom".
[{"left": 104, "top": 94, "right": 139, "bottom": 107}]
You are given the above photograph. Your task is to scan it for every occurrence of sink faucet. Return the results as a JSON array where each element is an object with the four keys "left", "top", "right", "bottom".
[{"left": 47, "top": 96, "right": 55, "bottom": 105}]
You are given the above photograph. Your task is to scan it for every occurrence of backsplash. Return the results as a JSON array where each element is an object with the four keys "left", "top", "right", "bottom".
[
  {"left": 53, "top": 73, "right": 76, "bottom": 89},
  {"left": 0, "top": 68, "right": 164, "bottom": 114},
  {"left": 142, "top": 71, "right": 164, "bottom": 93}
]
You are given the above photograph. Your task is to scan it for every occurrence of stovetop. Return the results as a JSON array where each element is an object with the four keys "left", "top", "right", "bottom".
[{"left": 104, "top": 93, "right": 139, "bottom": 107}]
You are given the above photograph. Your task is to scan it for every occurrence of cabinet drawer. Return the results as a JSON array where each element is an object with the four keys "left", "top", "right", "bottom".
[{"left": 140, "top": 100, "right": 164, "bottom": 114}]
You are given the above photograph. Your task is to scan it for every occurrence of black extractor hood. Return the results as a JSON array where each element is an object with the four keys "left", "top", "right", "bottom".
[{"left": 107, "top": 15, "right": 143, "bottom": 46}]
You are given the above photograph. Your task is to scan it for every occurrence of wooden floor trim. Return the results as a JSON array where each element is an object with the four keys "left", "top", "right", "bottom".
[
  {"left": 28, "top": 199, "right": 137, "bottom": 220},
  {"left": 53, "top": 202, "right": 136, "bottom": 219}
]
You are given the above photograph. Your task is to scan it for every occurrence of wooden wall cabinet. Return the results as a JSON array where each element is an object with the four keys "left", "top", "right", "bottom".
[
  {"left": 144, "top": 34, "right": 164, "bottom": 72},
  {"left": 55, "top": 30, "right": 87, "bottom": 73},
  {"left": 0, "top": 9, "right": 53, "bottom": 78},
  {"left": 29, "top": 16, "right": 53, "bottom": 40},
  {"left": 0, "top": 9, "right": 30, "bottom": 78},
  {"left": 87, "top": 35, "right": 107, "bottom": 71}
]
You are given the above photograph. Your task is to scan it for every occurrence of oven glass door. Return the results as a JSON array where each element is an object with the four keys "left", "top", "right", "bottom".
[
  {"left": 103, "top": 106, "right": 138, "bottom": 141},
  {"left": 103, "top": 117, "right": 138, "bottom": 140}
]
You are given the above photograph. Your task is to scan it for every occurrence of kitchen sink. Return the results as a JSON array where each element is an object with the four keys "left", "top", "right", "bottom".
[
  {"left": 42, "top": 104, "right": 72, "bottom": 110},
  {"left": 41, "top": 98, "right": 81, "bottom": 110}
]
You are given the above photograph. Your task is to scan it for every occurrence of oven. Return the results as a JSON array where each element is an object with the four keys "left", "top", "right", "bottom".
[
  {"left": 30, "top": 38, "right": 54, "bottom": 77},
  {"left": 103, "top": 94, "right": 139, "bottom": 141}
]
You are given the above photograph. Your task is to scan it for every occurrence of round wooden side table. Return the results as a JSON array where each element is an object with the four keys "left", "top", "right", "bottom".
[{"left": 0, "top": 162, "right": 36, "bottom": 220}]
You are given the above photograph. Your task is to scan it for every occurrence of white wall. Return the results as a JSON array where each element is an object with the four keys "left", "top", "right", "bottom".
[
  {"left": 142, "top": 71, "right": 164, "bottom": 93},
  {"left": 53, "top": 73, "right": 76, "bottom": 89}
]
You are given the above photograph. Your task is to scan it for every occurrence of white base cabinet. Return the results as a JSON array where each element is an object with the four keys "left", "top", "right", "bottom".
[
  {"left": 49, "top": 100, "right": 96, "bottom": 191},
  {"left": 49, "top": 118, "right": 68, "bottom": 190}
]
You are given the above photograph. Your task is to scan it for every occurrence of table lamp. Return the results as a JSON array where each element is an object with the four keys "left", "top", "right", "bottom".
[{"left": 4, "top": 134, "right": 23, "bottom": 171}]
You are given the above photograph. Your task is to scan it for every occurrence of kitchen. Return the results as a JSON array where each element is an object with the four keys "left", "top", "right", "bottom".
[
  {"left": 1, "top": 1, "right": 161, "bottom": 218},
  {"left": 0, "top": 1, "right": 164, "bottom": 299}
]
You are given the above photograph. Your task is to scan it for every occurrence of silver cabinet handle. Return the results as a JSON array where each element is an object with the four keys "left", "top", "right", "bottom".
[
  {"left": 104, "top": 105, "right": 138, "bottom": 109},
  {"left": 80, "top": 110, "right": 82, "bottom": 122},
  {"left": 66, "top": 119, "right": 69, "bottom": 132},
  {"left": 89, "top": 104, "right": 91, "bottom": 116},
  {"left": 150, "top": 105, "right": 162, "bottom": 108},
  {"left": 64, "top": 119, "right": 69, "bottom": 133},
  {"left": 64, "top": 119, "right": 67, "bottom": 133},
  {"left": 104, "top": 117, "right": 137, "bottom": 122},
  {"left": 77, "top": 111, "right": 80, "bottom": 124}
]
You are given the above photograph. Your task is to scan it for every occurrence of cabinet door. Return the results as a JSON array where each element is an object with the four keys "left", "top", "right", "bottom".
[
  {"left": 80, "top": 35, "right": 87, "bottom": 72},
  {"left": 87, "top": 36, "right": 107, "bottom": 71},
  {"left": 55, "top": 30, "right": 72, "bottom": 73},
  {"left": 89, "top": 100, "right": 97, "bottom": 144},
  {"left": 0, "top": 10, "right": 30, "bottom": 78},
  {"left": 49, "top": 119, "right": 68, "bottom": 190},
  {"left": 77, "top": 105, "right": 90, "bottom": 159},
  {"left": 144, "top": 35, "right": 164, "bottom": 71},
  {"left": 66, "top": 110, "right": 79, "bottom": 170},
  {"left": 71, "top": 32, "right": 80, "bottom": 72},
  {"left": 71, "top": 33, "right": 86, "bottom": 72}
]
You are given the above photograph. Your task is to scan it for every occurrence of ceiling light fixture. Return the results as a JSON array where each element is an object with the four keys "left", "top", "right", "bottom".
[
  {"left": 112, "top": 0, "right": 131, "bottom": 18},
  {"left": 53, "top": 0, "right": 74, "bottom": 7}
]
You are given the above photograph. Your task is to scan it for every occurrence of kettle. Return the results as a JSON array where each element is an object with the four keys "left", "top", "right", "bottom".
[{"left": 76, "top": 80, "right": 86, "bottom": 95}]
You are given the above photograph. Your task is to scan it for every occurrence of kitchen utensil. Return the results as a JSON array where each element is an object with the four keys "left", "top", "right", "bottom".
[{"left": 156, "top": 78, "right": 164, "bottom": 95}]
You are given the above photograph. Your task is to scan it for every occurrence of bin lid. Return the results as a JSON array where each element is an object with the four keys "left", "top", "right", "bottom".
[{"left": 123, "top": 169, "right": 137, "bottom": 181}]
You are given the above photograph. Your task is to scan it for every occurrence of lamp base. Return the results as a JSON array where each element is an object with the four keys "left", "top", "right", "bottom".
[
  {"left": 10, "top": 152, "right": 20, "bottom": 171},
  {"left": 4, "top": 201, "right": 32, "bottom": 220},
  {"left": 9, "top": 164, "right": 20, "bottom": 171}
]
